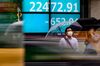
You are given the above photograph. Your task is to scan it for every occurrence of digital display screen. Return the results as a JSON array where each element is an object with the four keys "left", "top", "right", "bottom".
[
  {"left": 23, "top": 14, "right": 80, "bottom": 33},
  {"left": 23, "top": 0, "right": 80, "bottom": 12},
  {"left": 51, "top": 0, "right": 80, "bottom": 12},
  {"left": 23, "top": 0, "right": 49, "bottom": 12},
  {"left": 23, "top": 0, "right": 80, "bottom": 33},
  {"left": 23, "top": 14, "right": 49, "bottom": 33},
  {"left": 51, "top": 14, "right": 80, "bottom": 32}
]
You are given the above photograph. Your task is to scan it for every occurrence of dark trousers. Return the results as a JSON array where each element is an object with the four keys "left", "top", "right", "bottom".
[{"left": 84, "top": 49, "right": 97, "bottom": 55}]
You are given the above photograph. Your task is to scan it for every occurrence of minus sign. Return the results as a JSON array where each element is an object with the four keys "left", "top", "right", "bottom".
[{"left": 45, "top": 21, "right": 49, "bottom": 23}]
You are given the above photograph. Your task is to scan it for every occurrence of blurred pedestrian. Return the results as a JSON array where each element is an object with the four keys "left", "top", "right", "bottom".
[
  {"left": 84, "top": 28, "right": 100, "bottom": 55},
  {"left": 59, "top": 27, "right": 79, "bottom": 52}
]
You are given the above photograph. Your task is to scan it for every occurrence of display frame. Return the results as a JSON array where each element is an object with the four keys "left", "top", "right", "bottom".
[{"left": 22, "top": 0, "right": 88, "bottom": 35}]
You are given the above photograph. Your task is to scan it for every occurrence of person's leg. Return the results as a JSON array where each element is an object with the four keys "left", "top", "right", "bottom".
[{"left": 84, "top": 49, "right": 97, "bottom": 55}]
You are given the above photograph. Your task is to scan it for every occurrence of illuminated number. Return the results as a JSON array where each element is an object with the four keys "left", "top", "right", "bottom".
[
  {"left": 51, "top": 2, "right": 56, "bottom": 12},
  {"left": 58, "top": 2, "right": 63, "bottom": 12},
  {"left": 51, "top": 18, "right": 55, "bottom": 25},
  {"left": 69, "top": 18, "right": 74, "bottom": 25},
  {"left": 30, "top": 2, "right": 35, "bottom": 12},
  {"left": 61, "top": 18, "right": 66, "bottom": 22},
  {"left": 67, "top": 3, "right": 72, "bottom": 12},
  {"left": 74, "top": 3, "right": 78, "bottom": 12},
  {"left": 69, "top": 18, "right": 74, "bottom": 22},
  {"left": 61, "top": 18, "right": 66, "bottom": 26},
  {"left": 56, "top": 18, "right": 60, "bottom": 23},
  {"left": 37, "top": 2, "right": 42, "bottom": 12},
  {"left": 43, "top": 2, "right": 49, "bottom": 11}
]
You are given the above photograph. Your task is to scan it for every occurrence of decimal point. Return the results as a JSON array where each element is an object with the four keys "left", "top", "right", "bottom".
[{"left": 64, "top": 9, "right": 66, "bottom": 12}]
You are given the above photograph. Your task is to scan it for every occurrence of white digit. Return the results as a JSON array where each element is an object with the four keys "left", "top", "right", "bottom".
[
  {"left": 51, "top": 18, "right": 55, "bottom": 25},
  {"left": 61, "top": 18, "right": 66, "bottom": 26},
  {"left": 74, "top": 3, "right": 78, "bottom": 12},
  {"left": 37, "top": 2, "right": 42, "bottom": 12},
  {"left": 67, "top": 3, "right": 72, "bottom": 12},
  {"left": 30, "top": 2, "right": 35, "bottom": 12},
  {"left": 69, "top": 18, "right": 74, "bottom": 24},
  {"left": 61, "top": 18, "right": 66, "bottom": 22},
  {"left": 56, "top": 18, "right": 60, "bottom": 23},
  {"left": 58, "top": 2, "right": 63, "bottom": 12},
  {"left": 43, "top": 2, "right": 49, "bottom": 11},
  {"left": 69, "top": 18, "right": 74, "bottom": 22},
  {"left": 51, "top": 2, "right": 56, "bottom": 12}
]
